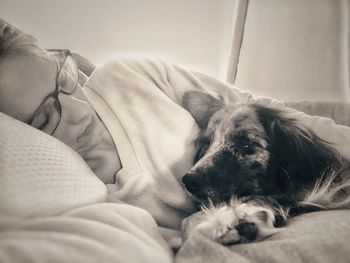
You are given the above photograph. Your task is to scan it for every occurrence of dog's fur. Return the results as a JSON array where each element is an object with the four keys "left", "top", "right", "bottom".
[{"left": 182, "top": 91, "right": 350, "bottom": 244}]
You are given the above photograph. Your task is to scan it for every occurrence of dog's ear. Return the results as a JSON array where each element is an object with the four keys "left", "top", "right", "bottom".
[
  {"left": 255, "top": 104, "right": 341, "bottom": 186},
  {"left": 183, "top": 91, "right": 224, "bottom": 129}
]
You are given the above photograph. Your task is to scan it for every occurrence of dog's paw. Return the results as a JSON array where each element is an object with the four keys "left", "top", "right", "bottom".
[
  {"left": 194, "top": 201, "right": 283, "bottom": 245},
  {"left": 234, "top": 219, "right": 259, "bottom": 243},
  {"left": 215, "top": 223, "right": 241, "bottom": 245},
  {"left": 195, "top": 205, "right": 241, "bottom": 245}
]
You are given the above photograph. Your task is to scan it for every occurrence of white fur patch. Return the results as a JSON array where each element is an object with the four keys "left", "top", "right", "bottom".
[{"left": 194, "top": 199, "right": 284, "bottom": 245}]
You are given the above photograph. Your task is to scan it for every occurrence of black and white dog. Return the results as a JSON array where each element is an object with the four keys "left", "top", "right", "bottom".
[{"left": 181, "top": 91, "right": 350, "bottom": 245}]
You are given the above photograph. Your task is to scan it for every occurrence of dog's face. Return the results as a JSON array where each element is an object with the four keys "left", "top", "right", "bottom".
[
  {"left": 182, "top": 99, "right": 273, "bottom": 205},
  {"left": 182, "top": 91, "right": 340, "bottom": 207}
]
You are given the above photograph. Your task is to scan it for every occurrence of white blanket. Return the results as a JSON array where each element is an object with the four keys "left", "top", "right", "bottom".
[
  {"left": 84, "top": 58, "right": 350, "bottom": 231},
  {"left": 0, "top": 203, "right": 172, "bottom": 263}
]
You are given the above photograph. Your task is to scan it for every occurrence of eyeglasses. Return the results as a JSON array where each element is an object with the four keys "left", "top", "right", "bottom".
[{"left": 28, "top": 49, "right": 79, "bottom": 135}]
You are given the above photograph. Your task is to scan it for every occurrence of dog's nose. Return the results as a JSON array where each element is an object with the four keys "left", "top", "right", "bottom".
[{"left": 182, "top": 173, "right": 203, "bottom": 193}]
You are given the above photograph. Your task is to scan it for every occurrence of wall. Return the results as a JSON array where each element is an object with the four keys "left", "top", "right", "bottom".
[
  {"left": 228, "top": 0, "right": 350, "bottom": 102},
  {"left": 0, "top": 0, "right": 235, "bottom": 80}
]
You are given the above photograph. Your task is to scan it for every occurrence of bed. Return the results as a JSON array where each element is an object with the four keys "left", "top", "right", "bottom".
[{"left": 1, "top": 49, "right": 350, "bottom": 262}]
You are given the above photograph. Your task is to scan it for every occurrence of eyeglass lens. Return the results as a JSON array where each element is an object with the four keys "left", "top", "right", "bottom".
[
  {"left": 57, "top": 54, "right": 79, "bottom": 94},
  {"left": 29, "top": 96, "right": 61, "bottom": 133},
  {"left": 29, "top": 51, "right": 78, "bottom": 135}
]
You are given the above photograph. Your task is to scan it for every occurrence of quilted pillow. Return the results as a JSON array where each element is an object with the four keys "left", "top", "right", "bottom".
[{"left": 0, "top": 112, "right": 107, "bottom": 217}]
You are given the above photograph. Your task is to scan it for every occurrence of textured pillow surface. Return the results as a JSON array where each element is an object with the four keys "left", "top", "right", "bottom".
[{"left": 0, "top": 112, "right": 107, "bottom": 217}]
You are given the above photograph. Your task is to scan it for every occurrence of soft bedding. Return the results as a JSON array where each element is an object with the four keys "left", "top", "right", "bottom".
[
  {"left": 0, "top": 203, "right": 172, "bottom": 263},
  {"left": 286, "top": 101, "right": 350, "bottom": 127},
  {"left": 2, "top": 57, "right": 350, "bottom": 262},
  {"left": 0, "top": 112, "right": 172, "bottom": 263},
  {"left": 177, "top": 210, "right": 350, "bottom": 263}
]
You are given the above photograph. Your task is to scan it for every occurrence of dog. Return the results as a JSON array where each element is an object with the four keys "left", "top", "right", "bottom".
[{"left": 181, "top": 91, "right": 350, "bottom": 245}]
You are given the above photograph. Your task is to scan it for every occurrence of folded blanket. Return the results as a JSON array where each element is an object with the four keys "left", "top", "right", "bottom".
[{"left": 0, "top": 203, "right": 172, "bottom": 263}]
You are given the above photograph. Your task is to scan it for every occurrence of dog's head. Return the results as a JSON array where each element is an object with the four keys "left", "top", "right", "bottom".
[{"left": 182, "top": 91, "right": 341, "bottom": 206}]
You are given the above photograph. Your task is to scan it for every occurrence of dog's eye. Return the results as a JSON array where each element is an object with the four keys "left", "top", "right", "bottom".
[
  {"left": 196, "top": 136, "right": 210, "bottom": 147},
  {"left": 194, "top": 144, "right": 209, "bottom": 162},
  {"left": 194, "top": 136, "right": 211, "bottom": 162},
  {"left": 241, "top": 144, "right": 255, "bottom": 155}
]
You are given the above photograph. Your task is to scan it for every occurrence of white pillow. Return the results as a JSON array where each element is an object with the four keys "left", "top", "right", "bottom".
[{"left": 0, "top": 112, "right": 107, "bottom": 217}]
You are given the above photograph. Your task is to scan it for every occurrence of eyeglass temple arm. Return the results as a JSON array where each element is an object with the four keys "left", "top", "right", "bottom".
[{"left": 71, "top": 53, "right": 96, "bottom": 77}]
